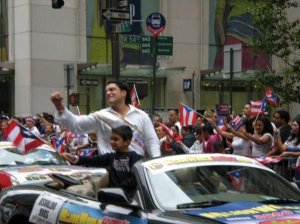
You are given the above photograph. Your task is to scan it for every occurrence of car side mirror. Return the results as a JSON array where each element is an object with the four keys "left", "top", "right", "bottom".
[{"left": 97, "top": 188, "right": 140, "bottom": 210}]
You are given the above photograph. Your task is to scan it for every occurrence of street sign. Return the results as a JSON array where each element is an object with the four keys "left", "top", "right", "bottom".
[
  {"left": 80, "top": 79, "right": 98, "bottom": 86},
  {"left": 141, "top": 36, "right": 173, "bottom": 55},
  {"left": 102, "top": 8, "right": 130, "bottom": 21},
  {"left": 118, "top": 0, "right": 128, "bottom": 9},
  {"left": 114, "top": 21, "right": 131, "bottom": 33},
  {"left": 120, "top": 35, "right": 141, "bottom": 44},
  {"left": 146, "top": 13, "right": 166, "bottom": 36}
]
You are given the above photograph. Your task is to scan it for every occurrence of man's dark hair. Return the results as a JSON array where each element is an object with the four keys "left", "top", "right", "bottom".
[
  {"left": 111, "top": 125, "right": 133, "bottom": 141},
  {"left": 214, "top": 140, "right": 224, "bottom": 153},
  {"left": 182, "top": 125, "right": 194, "bottom": 133},
  {"left": 106, "top": 80, "right": 131, "bottom": 105},
  {"left": 195, "top": 126, "right": 203, "bottom": 135},
  {"left": 276, "top": 109, "right": 290, "bottom": 123},
  {"left": 202, "top": 123, "right": 214, "bottom": 135}
]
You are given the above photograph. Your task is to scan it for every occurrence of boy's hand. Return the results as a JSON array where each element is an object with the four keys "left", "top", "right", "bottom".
[{"left": 60, "top": 153, "right": 78, "bottom": 163}]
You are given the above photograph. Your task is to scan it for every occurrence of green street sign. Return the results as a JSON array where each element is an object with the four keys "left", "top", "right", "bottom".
[
  {"left": 141, "top": 36, "right": 173, "bottom": 55},
  {"left": 120, "top": 35, "right": 141, "bottom": 44},
  {"left": 115, "top": 21, "right": 131, "bottom": 33}
]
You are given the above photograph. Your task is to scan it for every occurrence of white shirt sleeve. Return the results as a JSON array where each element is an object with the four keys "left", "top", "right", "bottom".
[
  {"left": 54, "top": 108, "right": 98, "bottom": 134},
  {"left": 181, "top": 140, "right": 203, "bottom": 154}
]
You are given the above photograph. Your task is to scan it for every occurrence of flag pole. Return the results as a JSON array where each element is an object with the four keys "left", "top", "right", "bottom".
[
  {"left": 76, "top": 106, "right": 80, "bottom": 115},
  {"left": 133, "top": 84, "right": 141, "bottom": 107},
  {"left": 253, "top": 97, "right": 266, "bottom": 124}
]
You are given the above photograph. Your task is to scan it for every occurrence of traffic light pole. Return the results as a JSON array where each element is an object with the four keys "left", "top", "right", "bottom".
[
  {"left": 111, "top": 28, "right": 120, "bottom": 81},
  {"left": 151, "top": 35, "right": 158, "bottom": 115},
  {"left": 230, "top": 48, "right": 233, "bottom": 114},
  {"left": 66, "top": 65, "right": 70, "bottom": 109}
]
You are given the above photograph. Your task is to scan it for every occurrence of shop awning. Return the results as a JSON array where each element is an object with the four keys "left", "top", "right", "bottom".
[{"left": 79, "top": 63, "right": 186, "bottom": 78}]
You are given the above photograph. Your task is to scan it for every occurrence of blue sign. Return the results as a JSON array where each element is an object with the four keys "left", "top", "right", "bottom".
[{"left": 146, "top": 12, "right": 166, "bottom": 36}]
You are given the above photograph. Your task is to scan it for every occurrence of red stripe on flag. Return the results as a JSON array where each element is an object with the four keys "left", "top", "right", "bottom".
[
  {"left": 4, "top": 121, "right": 17, "bottom": 138},
  {"left": 180, "top": 104, "right": 197, "bottom": 126},
  {"left": 24, "top": 140, "right": 44, "bottom": 153}
]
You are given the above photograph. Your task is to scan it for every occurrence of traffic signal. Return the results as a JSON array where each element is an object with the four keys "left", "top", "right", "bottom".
[{"left": 52, "top": 0, "right": 64, "bottom": 9}]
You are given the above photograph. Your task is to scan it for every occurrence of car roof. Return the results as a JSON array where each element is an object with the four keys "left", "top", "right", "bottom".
[{"left": 142, "top": 154, "right": 270, "bottom": 175}]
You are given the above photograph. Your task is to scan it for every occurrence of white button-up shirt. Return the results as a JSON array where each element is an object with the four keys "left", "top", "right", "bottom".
[{"left": 55, "top": 105, "right": 161, "bottom": 158}]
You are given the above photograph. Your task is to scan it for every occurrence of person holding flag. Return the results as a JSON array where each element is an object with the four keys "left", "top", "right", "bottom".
[
  {"left": 242, "top": 116, "right": 274, "bottom": 157},
  {"left": 205, "top": 116, "right": 251, "bottom": 156},
  {"left": 177, "top": 126, "right": 204, "bottom": 154},
  {"left": 168, "top": 125, "right": 196, "bottom": 154}
]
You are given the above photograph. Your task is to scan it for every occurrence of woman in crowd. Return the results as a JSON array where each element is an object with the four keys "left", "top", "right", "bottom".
[
  {"left": 169, "top": 125, "right": 196, "bottom": 154},
  {"left": 206, "top": 116, "right": 251, "bottom": 156},
  {"left": 178, "top": 126, "right": 204, "bottom": 154},
  {"left": 41, "top": 123, "right": 56, "bottom": 143},
  {"left": 274, "top": 114, "right": 300, "bottom": 156},
  {"left": 242, "top": 116, "right": 274, "bottom": 157}
]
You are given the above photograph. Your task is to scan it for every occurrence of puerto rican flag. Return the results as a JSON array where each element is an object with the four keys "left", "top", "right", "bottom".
[
  {"left": 4, "top": 120, "right": 44, "bottom": 154},
  {"left": 130, "top": 84, "right": 141, "bottom": 108},
  {"left": 52, "top": 134, "right": 66, "bottom": 153},
  {"left": 159, "top": 122, "right": 174, "bottom": 138},
  {"left": 266, "top": 88, "right": 279, "bottom": 106},
  {"left": 180, "top": 103, "right": 197, "bottom": 126},
  {"left": 228, "top": 169, "right": 244, "bottom": 191},
  {"left": 229, "top": 115, "right": 244, "bottom": 131},
  {"left": 217, "top": 115, "right": 226, "bottom": 131},
  {"left": 79, "top": 149, "right": 97, "bottom": 157},
  {"left": 254, "top": 156, "right": 282, "bottom": 165},
  {"left": 250, "top": 97, "right": 267, "bottom": 115}
]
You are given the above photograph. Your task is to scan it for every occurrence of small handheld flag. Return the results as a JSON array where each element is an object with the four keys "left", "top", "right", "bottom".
[
  {"left": 180, "top": 104, "right": 197, "bottom": 126},
  {"left": 130, "top": 84, "right": 141, "bottom": 108}
]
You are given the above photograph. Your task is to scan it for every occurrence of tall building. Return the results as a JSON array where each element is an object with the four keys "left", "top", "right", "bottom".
[{"left": 1, "top": 0, "right": 299, "bottom": 118}]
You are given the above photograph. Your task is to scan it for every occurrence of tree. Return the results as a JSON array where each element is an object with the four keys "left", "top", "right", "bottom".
[{"left": 249, "top": 0, "right": 300, "bottom": 104}]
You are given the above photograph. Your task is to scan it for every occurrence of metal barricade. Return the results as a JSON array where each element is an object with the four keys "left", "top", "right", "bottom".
[{"left": 264, "top": 157, "right": 297, "bottom": 182}]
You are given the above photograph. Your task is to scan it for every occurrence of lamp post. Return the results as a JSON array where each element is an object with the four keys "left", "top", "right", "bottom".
[{"left": 230, "top": 48, "right": 233, "bottom": 114}]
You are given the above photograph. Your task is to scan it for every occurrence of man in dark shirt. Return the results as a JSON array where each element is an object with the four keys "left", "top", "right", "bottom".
[
  {"left": 273, "top": 109, "right": 291, "bottom": 143},
  {"left": 61, "top": 125, "right": 143, "bottom": 197}
]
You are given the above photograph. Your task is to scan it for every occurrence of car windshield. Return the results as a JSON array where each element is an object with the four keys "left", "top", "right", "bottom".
[
  {"left": 0, "top": 145, "right": 68, "bottom": 166},
  {"left": 146, "top": 165, "right": 300, "bottom": 210}
]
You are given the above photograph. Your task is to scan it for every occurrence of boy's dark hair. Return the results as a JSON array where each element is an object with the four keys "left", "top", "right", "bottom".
[
  {"left": 106, "top": 80, "right": 131, "bottom": 105},
  {"left": 202, "top": 123, "right": 214, "bottom": 135},
  {"left": 111, "top": 125, "right": 133, "bottom": 141}
]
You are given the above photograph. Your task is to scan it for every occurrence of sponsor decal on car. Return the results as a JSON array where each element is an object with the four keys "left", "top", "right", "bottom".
[
  {"left": 185, "top": 202, "right": 300, "bottom": 223},
  {"left": 29, "top": 191, "right": 67, "bottom": 224},
  {"left": 1, "top": 165, "right": 105, "bottom": 185},
  {"left": 57, "top": 202, "right": 147, "bottom": 224},
  {"left": 144, "top": 154, "right": 265, "bottom": 174}
]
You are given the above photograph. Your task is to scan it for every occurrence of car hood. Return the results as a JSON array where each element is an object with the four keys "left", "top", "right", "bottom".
[
  {"left": 173, "top": 201, "right": 300, "bottom": 224},
  {"left": 0, "top": 165, "right": 106, "bottom": 185}
]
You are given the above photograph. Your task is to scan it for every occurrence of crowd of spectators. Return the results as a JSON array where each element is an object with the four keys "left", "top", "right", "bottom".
[{"left": 0, "top": 105, "right": 299, "bottom": 165}]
